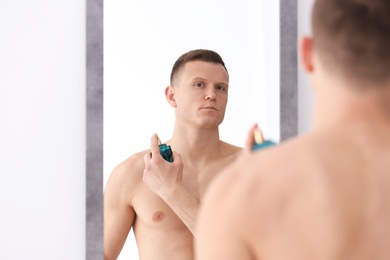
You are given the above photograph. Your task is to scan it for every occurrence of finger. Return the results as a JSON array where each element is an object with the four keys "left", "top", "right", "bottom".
[
  {"left": 171, "top": 151, "right": 181, "bottom": 163},
  {"left": 149, "top": 133, "right": 161, "bottom": 158},
  {"left": 245, "top": 123, "right": 258, "bottom": 151},
  {"left": 143, "top": 151, "right": 152, "bottom": 164},
  {"left": 171, "top": 151, "right": 183, "bottom": 180}
]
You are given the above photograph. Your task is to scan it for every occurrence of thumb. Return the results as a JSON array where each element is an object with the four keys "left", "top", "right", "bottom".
[
  {"left": 150, "top": 133, "right": 161, "bottom": 159},
  {"left": 245, "top": 123, "right": 258, "bottom": 152}
]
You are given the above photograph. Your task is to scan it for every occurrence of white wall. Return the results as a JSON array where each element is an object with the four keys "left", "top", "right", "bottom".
[
  {"left": 0, "top": 1, "right": 86, "bottom": 259},
  {"left": 298, "top": 0, "right": 315, "bottom": 134},
  {"left": 104, "top": 1, "right": 279, "bottom": 259}
]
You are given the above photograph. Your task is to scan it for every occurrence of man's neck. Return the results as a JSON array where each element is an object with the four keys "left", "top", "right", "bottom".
[
  {"left": 312, "top": 79, "right": 390, "bottom": 130},
  {"left": 166, "top": 123, "right": 223, "bottom": 165}
]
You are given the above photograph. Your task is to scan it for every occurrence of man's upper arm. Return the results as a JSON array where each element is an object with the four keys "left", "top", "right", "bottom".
[{"left": 104, "top": 160, "right": 138, "bottom": 260}]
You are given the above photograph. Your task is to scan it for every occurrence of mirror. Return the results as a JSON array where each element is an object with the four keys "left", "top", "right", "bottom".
[{"left": 91, "top": 0, "right": 298, "bottom": 258}]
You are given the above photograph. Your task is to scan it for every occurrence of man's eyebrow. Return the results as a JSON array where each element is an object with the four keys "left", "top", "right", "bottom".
[{"left": 191, "top": 77, "right": 207, "bottom": 82}]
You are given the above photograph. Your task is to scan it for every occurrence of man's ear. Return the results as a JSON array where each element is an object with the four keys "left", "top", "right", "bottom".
[
  {"left": 300, "top": 36, "right": 315, "bottom": 74},
  {"left": 165, "top": 86, "right": 177, "bottom": 107}
]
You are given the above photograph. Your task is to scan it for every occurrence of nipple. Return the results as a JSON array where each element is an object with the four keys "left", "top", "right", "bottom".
[{"left": 152, "top": 211, "right": 165, "bottom": 222}]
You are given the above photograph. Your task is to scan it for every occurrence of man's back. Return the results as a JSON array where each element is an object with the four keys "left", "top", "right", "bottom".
[
  {"left": 197, "top": 120, "right": 390, "bottom": 259},
  {"left": 254, "top": 120, "right": 390, "bottom": 259}
]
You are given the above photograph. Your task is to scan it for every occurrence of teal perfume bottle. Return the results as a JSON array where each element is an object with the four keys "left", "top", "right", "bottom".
[
  {"left": 159, "top": 143, "right": 173, "bottom": 162},
  {"left": 251, "top": 127, "right": 277, "bottom": 151},
  {"left": 252, "top": 140, "right": 277, "bottom": 150}
]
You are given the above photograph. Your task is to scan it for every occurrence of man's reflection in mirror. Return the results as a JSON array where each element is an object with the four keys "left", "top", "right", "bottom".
[{"left": 104, "top": 49, "right": 243, "bottom": 260}]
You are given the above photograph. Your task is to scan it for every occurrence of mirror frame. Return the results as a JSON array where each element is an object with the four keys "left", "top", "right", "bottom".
[
  {"left": 86, "top": 0, "right": 103, "bottom": 259},
  {"left": 280, "top": 0, "right": 298, "bottom": 140},
  {"left": 85, "top": 0, "right": 297, "bottom": 258}
]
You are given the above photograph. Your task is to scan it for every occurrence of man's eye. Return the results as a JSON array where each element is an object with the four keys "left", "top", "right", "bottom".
[
  {"left": 195, "top": 82, "right": 204, "bottom": 87},
  {"left": 216, "top": 86, "right": 226, "bottom": 91}
]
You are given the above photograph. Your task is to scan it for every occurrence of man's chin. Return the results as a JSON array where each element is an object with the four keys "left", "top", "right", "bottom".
[{"left": 196, "top": 118, "right": 224, "bottom": 129}]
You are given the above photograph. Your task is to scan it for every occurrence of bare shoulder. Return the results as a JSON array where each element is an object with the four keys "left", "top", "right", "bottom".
[
  {"left": 199, "top": 128, "right": 390, "bottom": 258},
  {"left": 197, "top": 136, "right": 319, "bottom": 255},
  {"left": 220, "top": 141, "right": 243, "bottom": 159},
  {"left": 204, "top": 135, "right": 321, "bottom": 213},
  {"left": 206, "top": 124, "right": 390, "bottom": 211},
  {"left": 104, "top": 149, "right": 150, "bottom": 199},
  {"left": 202, "top": 130, "right": 363, "bottom": 225}
]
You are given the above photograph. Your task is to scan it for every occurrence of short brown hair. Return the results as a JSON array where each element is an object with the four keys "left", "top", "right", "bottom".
[
  {"left": 312, "top": 0, "right": 390, "bottom": 84},
  {"left": 170, "top": 49, "right": 228, "bottom": 86}
]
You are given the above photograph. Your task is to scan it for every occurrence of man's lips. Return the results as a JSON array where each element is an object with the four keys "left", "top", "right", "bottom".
[{"left": 201, "top": 106, "right": 218, "bottom": 111}]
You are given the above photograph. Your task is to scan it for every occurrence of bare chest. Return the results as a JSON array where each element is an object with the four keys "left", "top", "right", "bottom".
[{"left": 132, "top": 160, "right": 229, "bottom": 229}]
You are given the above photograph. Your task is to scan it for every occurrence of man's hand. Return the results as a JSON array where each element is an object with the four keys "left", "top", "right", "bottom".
[{"left": 143, "top": 134, "right": 184, "bottom": 198}]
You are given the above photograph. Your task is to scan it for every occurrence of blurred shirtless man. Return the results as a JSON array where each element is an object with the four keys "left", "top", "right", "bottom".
[
  {"left": 104, "top": 49, "right": 242, "bottom": 260},
  {"left": 197, "top": 0, "right": 390, "bottom": 259}
]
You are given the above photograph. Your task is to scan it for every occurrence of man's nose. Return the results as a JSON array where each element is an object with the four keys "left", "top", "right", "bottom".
[{"left": 205, "top": 88, "right": 216, "bottom": 101}]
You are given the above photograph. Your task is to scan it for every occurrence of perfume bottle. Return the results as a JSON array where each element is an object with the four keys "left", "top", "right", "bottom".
[
  {"left": 251, "top": 127, "right": 277, "bottom": 151},
  {"left": 159, "top": 143, "right": 173, "bottom": 162}
]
